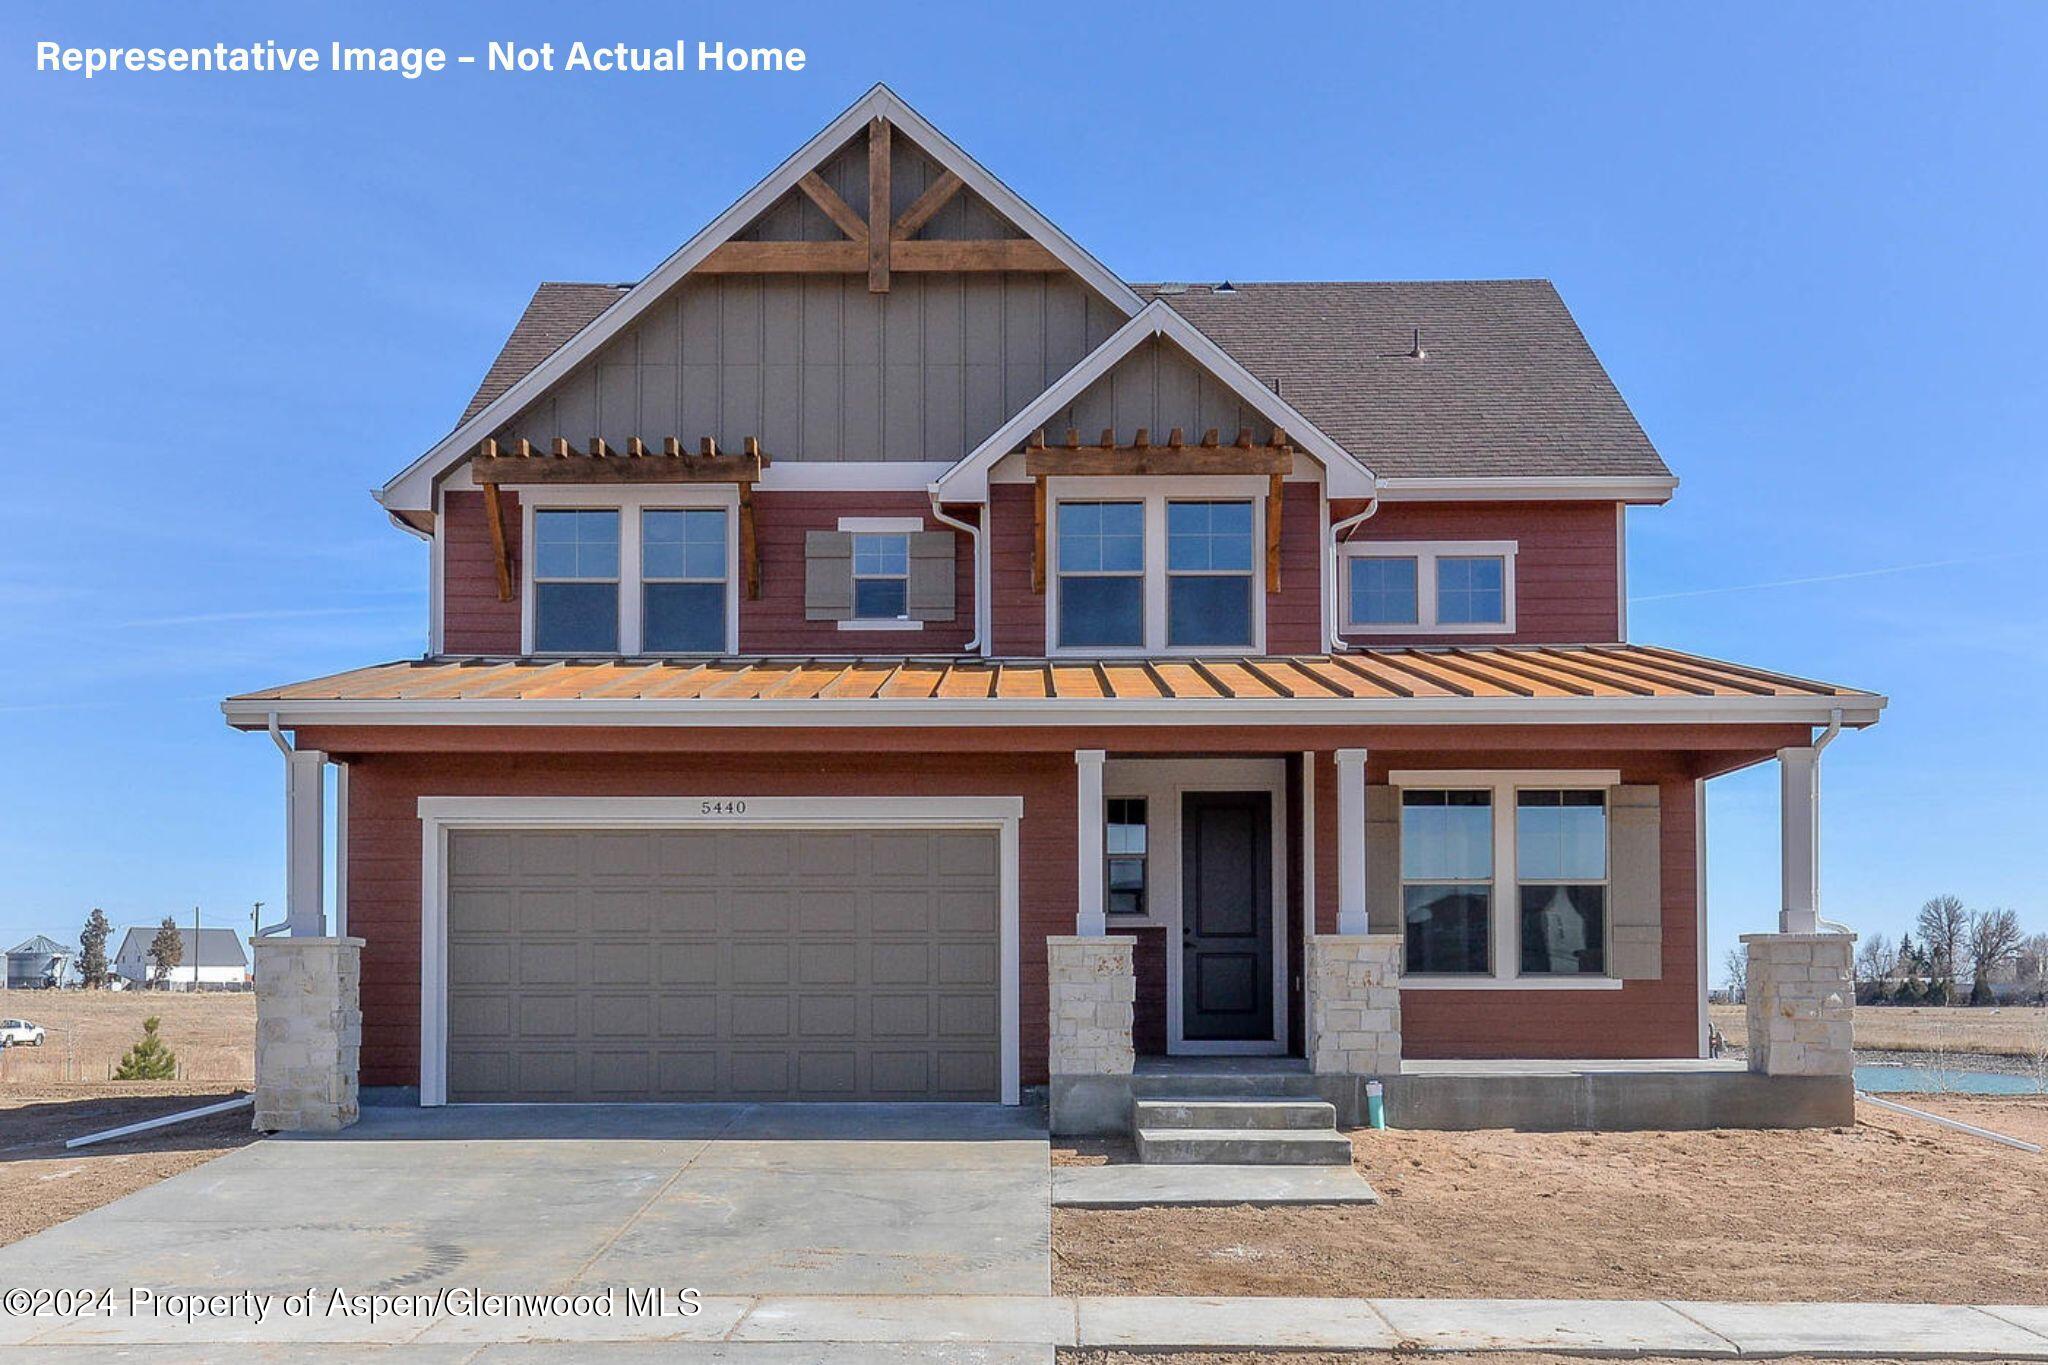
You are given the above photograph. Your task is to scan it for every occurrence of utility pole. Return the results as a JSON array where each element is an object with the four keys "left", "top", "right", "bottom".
[{"left": 193, "top": 904, "right": 201, "bottom": 996}]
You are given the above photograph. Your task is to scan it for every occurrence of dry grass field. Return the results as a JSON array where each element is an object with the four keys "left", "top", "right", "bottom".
[
  {"left": 0, "top": 990, "right": 253, "bottom": 1085},
  {"left": 1712, "top": 1002, "right": 2048, "bottom": 1058}
]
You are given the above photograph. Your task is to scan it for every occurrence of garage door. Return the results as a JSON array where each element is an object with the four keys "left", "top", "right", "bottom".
[{"left": 444, "top": 826, "right": 1001, "bottom": 1102}]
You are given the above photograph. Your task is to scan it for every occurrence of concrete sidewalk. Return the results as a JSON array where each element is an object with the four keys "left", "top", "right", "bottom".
[{"left": 5, "top": 1295, "right": 2048, "bottom": 1358}]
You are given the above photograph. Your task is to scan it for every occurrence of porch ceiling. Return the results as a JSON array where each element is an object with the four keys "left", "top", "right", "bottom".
[{"left": 224, "top": 645, "right": 1882, "bottom": 729}]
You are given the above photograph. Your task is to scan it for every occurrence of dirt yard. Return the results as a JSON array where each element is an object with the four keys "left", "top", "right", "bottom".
[
  {"left": 1713, "top": 1002, "right": 2048, "bottom": 1058},
  {"left": 0, "top": 990, "right": 253, "bottom": 1085},
  {"left": 1053, "top": 1096, "right": 2048, "bottom": 1303},
  {"left": 0, "top": 1084, "right": 259, "bottom": 1245},
  {"left": 1064, "top": 1357, "right": 2004, "bottom": 1365}
]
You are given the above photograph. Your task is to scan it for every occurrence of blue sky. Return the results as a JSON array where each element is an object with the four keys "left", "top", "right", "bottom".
[{"left": 3, "top": 2, "right": 2044, "bottom": 980}]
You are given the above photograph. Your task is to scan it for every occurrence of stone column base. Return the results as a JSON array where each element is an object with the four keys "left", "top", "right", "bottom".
[
  {"left": 1743, "top": 932, "right": 1855, "bottom": 1076},
  {"left": 1306, "top": 934, "right": 1403, "bottom": 1077},
  {"left": 254, "top": 936, "right": 363, "bottom": 1132},
  {"left": 1047, "top": 936, "right": 1135, "bottom": 1076}
]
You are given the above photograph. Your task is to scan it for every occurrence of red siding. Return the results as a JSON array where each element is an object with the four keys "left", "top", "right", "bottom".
[
  {"left": 441, "top": 490, "right": 521, "bottom": 655},
  {"left": 741, "top": 492, "right": 977, "bottom": 654},
  {"left": 989, "top": 483, "right": 1044, "bottom": 656},
  {"left": 1311, "top": 748, "right": 1701, "bottom": 1059},
  {"left": 344, "top": 750, "right": 1075, "bottom": 1089},
  {"left": 1335, "top": 500, "right": 1621, "bottom": 646},
  {"left": 1128, "top": 924, "right": 1169, "bottom": 1055}
]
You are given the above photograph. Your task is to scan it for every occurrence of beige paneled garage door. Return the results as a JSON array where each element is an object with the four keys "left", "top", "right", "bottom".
[{"left": 444, "top": 827, "right": 1001, "bottom": 1102}]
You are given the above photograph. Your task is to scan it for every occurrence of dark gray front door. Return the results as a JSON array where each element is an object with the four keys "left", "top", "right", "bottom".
[{"left": 1180, "top": 791, "right": 1273, "bottom": 1042}]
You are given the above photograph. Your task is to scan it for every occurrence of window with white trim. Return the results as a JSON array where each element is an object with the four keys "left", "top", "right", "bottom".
[
  {"left": 1343, "top": 541, "right": 1516, "bottom": 634},
  {"left": 1105, "top": 797, "right": 1149, "bottom": 918},
  {"left": 533, "top": 509, "right": 620, "bottom": 653},
  {"left": 1049, "top": 480, "right": 1267, "bottom": 653},
  {"left": 641, "top": 508, "right": 728, "bottom": 653},
  {"left": 851, "top": 531, "right": 911, "bottom": 622},
  {"left": 1515, "top": 790, "right": 1608, "bottom": 976},
  {"left": 1400, "top": 789, "right": 1494, "bottom": 975}
]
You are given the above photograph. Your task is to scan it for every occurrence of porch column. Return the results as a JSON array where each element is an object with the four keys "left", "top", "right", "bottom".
[
  {"left": 1075, "top": 749, "right": 1107, "bottom": 936},
  {"left": 1335, "top": 749, "right": 1368, "bottom": 934},
  {"left": 285, "top": 747, "right": 327, "bottom": 937},
  {"left": 1778, "top": 745, "right": 1820, "bottom": 934}
]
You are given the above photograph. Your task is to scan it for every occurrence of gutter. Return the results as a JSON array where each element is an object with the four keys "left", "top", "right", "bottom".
[
  {"left": 1325, "top": 500, "right": 1381, "bottom": 652},
  {"left": 1811, "top": 705, "right": 1857, "bottom": 936},
  {"left": 926, "top": 489, "right": 988, "bottom": 656}
]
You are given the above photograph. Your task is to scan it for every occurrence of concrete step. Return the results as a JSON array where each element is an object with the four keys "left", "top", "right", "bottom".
[
  {"left": 1134, "top": 1098, "right": 1338, "bottom": 1131},
  {"left": 1135, "top": 1126, "right": 1356, "bottom": 1166},
  {"left": 1128, "top": 1070, "right": 1323, "bottom": 1101}
]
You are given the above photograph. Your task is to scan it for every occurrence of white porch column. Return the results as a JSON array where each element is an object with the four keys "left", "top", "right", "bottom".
[
  {"left": 1335, "top": 749, "right": 1368, "bottom": 934},
  {"left": 1778, "top": 745, "right": 1820, "bottom": 934},
  {"left": 285, "top": 748, "right": 327, "bottom": 937},
  {"left": 1075, "top": 749, "right": 1107, "bottom": 936}
]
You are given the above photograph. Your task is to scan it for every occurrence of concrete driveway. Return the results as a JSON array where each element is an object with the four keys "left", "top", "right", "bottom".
[{"left": 0, "top": 1103, "right": 1050, "bottom": 1299}]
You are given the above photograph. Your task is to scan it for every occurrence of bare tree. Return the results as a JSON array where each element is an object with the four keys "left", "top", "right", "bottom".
[
  {"left": 1967, "top": 907, "right": 2024, "bottom": 1004},
  {"left": 1722, "top": 946, "right": 1748, "bottom": 1003},
  {"left": 2017, "top": 933, "right": 2048, "bottom": 1002},
  {"left": 1854, "top": 932, "right": 1896, "bottom": 1002},
  {"left": 1915, "top": 895, "right": 1969, "bottom": 1000}
]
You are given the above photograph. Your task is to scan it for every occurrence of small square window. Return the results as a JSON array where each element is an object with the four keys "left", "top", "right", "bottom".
[
  {"left": 1437, "top": 555, "right": 1506, "bottom": 625},
  {"left": 1348, "top": 557, "right": 1420, "bottom": 626}
]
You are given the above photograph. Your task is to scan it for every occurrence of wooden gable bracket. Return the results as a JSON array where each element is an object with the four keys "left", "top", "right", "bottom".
[
  {"left": 476, "top": 438, "right": 515, "bottom": 601},
  {"left": 695, "top": 118, "right": 1062, "bottom": 282},
  {"left": 1021, "top": 426, "right": 1294, "bottom": 478}
]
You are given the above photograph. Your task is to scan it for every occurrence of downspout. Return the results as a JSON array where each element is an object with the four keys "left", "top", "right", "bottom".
[
  {"left": 927, "top": 489, "right": 988, "bottom": 656},
  {"left": 1324, "top": 499, "right": 1380, "bottom": 652},
  {"left": 256, "top": 714, "right": 294, "bottom": 938},
  {"left": 1811, "top": 706, "right": 1853, "bottom": 936}
]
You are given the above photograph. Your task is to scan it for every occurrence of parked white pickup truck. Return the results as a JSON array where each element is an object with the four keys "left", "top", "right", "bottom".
[{"left": 0, "top": 1019, "right": 47, "bottom": 1047}]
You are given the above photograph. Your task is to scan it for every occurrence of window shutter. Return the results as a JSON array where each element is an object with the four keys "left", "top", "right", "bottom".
[
  {"left": 1608, "top": 784, "right": 1663, "bottom": 980},
  {"left": 803, "top": 531, "right": 854, "bottom": 621},
  {"left": 906, "top": 531, "right": 956, "bottom": 622},
  {"left": 1365, "top": 784, "right": 1402, "bottom": 936}
]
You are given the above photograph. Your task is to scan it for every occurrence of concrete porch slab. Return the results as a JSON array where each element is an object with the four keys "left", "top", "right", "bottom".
[
  {"left": 1372, "top": 1297, "right": 1735, "bottom": 1354},
  {"left": 1052, "top": 1162, "right": 1378, "bottom": 1207},
  {"left": 1076, "top": 1295, "right": 1400, "bottom": 1351},
  {"left": 1673, "top": 1301, "right": 2048, "bottom": 1357}
]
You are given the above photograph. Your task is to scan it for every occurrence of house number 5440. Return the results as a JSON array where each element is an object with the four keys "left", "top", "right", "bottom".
[{"left": 699, "top": 800, "right": 748, "bottom": 815}]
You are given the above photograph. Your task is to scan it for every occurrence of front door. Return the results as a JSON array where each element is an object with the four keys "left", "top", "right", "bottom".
[{"left": 1180, "top": 790, "right": 1274, "bottom": 1042}]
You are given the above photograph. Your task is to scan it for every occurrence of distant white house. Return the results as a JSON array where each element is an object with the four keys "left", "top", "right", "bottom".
[{"left": 112, "top": 926, "right": 248, "bottom": 988}]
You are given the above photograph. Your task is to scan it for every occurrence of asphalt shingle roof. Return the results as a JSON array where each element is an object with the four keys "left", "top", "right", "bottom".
[{"left": 456, "top": 277, "right": 1668, "bottom": 482}]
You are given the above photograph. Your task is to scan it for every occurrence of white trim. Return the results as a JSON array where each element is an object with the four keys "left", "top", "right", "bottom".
[
  {"left": 427, "top": 509, "right": 446, "bottom": 655},
  {"left": 835, "top": 619, "right": 925, "bottom": 632},
  {"left": 1695, "top": 776, "right": 1709, "bottom": 1058},
  {"left": 228, "top": 693, "right": 1887, "bottom": 729},
  {"left": 1075, "top": 750, "right": 1107, "bottom": 937},
  {"left": 836, "top": 516, "right": 926, "bottom": 533},
  {"left": 1104, "top": 758, "right": 1289, "bottom": 1056},
  {"left": 1045, "top": 477, "right": 1269, "bottom": 656},
  {"left": 521, "top": 487, "right": 741, "bottom": 656},
  {"left": 333, "top": 763, "right": 349, "bottom": 940},
  {"left": 380, "top": 85, "right": 1143, "bottom": 515},
  {"left": 1616, "top": 504, "right": 1630, "bottom": 641},
  {"left": 1299, "top": 750, "right": 1316, "bottom": 982},
  {"left": 1392, "top": 770, "right": 1626, "bottom": 990},
  {"left": 1339, "top": 539, "right": 1519, "bottom": 637},
  {"left": 285, "top": 748, "right": 326, "bottom": 936},
  {"left": 415, "top": 794, "right": 1025, "bottom": 1108},
  {"left": 1374, "top": 475, "right": 1678, "bottom": 504},
  {"left": 1334, "top": 749, "right": 1368, "bottom": 936},
  {"left": 933, "top": 300, "right": 1376, "bottom": 503},
  {"left": 768, "top": 462, "right": 956, "bottom": 491},
  {"left": 1777, "top": 745, "right": 1821, "bottom": 934}
]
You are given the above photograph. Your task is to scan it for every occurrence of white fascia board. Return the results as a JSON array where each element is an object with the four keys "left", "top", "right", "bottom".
[
  {"left": 1374, "top": 475, "right": 1679, "bottom": 504},
  {"left": 224, "top": 692, "right": 1885, "bottom": 730},
  {"left": 378, "top": 84, "right": 1144, "bottom": 516},
  {"left": 932, "top": 300, "right": 1378, "bottom": 503}
]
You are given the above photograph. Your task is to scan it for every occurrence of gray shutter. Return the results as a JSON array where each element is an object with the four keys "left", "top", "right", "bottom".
[
  {"left": 803, "top": 531, "right": 854, "bottom": 621},
  {"left": 1366, "top": 785, "right": 1402, "bottom": 936},
  {"left": 1608, "top": 784, "right": 1663, "bottom": 980},
  {"left": 906, "top": 531, "right": 956, "bottom": 622}
]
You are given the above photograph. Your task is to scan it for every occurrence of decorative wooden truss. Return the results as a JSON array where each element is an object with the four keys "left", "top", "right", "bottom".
[
  {"left": 695, "top": 116, "right": 1059, "bottom": 290},
  {"left": 467, "top": 436, "right": 769, "bottom": 603},
  {"left": 1024, "top": 428, "right": 1297, "bottom": 593}
]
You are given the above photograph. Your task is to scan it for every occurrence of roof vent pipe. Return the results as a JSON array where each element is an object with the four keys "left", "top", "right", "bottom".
[
  {"left": 1409, "top": 328, "right": 1426, "bottom": 360},
  {"left": 1214, "top": 281, "right": 1236, "bottom": 294}
]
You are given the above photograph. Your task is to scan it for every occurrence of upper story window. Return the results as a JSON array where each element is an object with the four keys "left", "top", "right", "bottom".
[
  {"left": 1343, "top": 540, "right": 1517, "bottom": 635},
  {"left": 852, "top": 532, "right": 911, "bottom": 622},
  {"left": 1105, "top": 797, "right": 1149, "bottom": 918},
  {"left": 533, "top": 509, "right": 620, "bottom": 653},
  {"left": 1049, "top": 480, "right": 1266, "bottom": 654},
  {"left": 526, "top": 491, "right": 737, "bottom": 655}
]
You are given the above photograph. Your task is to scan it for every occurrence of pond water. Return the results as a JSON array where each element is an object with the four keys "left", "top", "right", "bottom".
[{"left": 1854, "top": 1064, "right": 2045, "bottom": 1096}]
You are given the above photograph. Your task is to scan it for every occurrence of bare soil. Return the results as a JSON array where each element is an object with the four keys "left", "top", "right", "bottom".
[
  {"left": 0, "top": 1084, "right": 258, "bottom": 1246},
  {"left": 1052, "top": 1098, "right": 2048, "bottom": 1303},
  {"left": 1713, "top": 1002, "right": 2048, "bottom": 1059},
  {"left": 0, "top": 991, "right": 253, "bottom": 1085}
]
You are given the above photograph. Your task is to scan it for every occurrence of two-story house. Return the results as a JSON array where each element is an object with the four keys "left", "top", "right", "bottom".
[{"left": 226, "top": 86, "right": 1881, "bottom": 1130}]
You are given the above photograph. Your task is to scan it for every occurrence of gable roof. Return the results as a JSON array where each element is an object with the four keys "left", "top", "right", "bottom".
[
  {"left": 931, "top": 299, "right": 1376, "bottom": 501},
  {"left": 379, "top": 83, "right": 1144, "bottom": 516},
  {"left": 113, "top": 926, "right": 248, "bottom": 968},
  {"left": 459, "top": 283, "right": 630, "bottom": 425},
  {"left": 1146, "top": 281, "right": 1672, "bottom": 486}
]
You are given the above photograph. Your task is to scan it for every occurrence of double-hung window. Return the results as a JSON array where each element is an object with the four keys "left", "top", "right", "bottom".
[
  {"left": 1105, "top": 797, "right": 1149, "bottom": 918},
  {"left": 1399, "top": 789, "right": 1495, "bottom": 975},
  {"left": 1056, "top": 501, "right": 1145, "bottom": 647},
  {"left": 1516, "top": 790, "right": 1608, "bottom": 976},
  {"left": 1051, "top": 485, "right": 1265, "bottom": 652},
  {"left": 641, "top": 508, "right": 728, "bottom": 653},
  {"left": 852, "top": 532, "right": 911, "bottom": 622},
  {"left": 533, "top": 509, "right": 620, "bottom": 653},
  {"left": 1344, "top": 541, "right": 1515, "bottom": 634}
]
